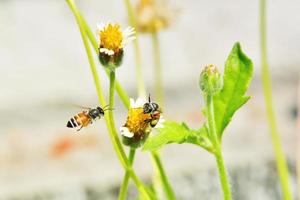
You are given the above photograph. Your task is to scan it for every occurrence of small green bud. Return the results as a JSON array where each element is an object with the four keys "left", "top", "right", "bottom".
[{"left": 199, "top": 64, "right": 223, "bottom": 95}]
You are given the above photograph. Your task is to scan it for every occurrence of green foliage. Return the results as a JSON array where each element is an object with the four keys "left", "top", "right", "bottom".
[
  {"left": 212, "top": 42, "right": 253, "bottom": 139},
  {"left": 143, "top": 42, "right": 253, "bottom": 152},
  {"left": 143, "top": 121, "right": 213, "bottom": 152}
]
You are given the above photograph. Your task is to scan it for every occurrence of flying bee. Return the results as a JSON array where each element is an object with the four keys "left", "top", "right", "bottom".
[{"left": 66, "top": 105, "right": 110, "bottom": 131}]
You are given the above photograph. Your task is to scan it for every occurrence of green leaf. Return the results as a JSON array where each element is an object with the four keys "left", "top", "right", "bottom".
[
  {"left": 213, "top": 42, "right": 253, "bottom": 138},
  {"left": 143, "top": 121, "right": 214, "bottom": 152}
]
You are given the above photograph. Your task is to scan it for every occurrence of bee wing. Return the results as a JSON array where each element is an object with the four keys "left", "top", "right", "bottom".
[{"left": 72, "top": 104, "right": 91, "bottom": 110}]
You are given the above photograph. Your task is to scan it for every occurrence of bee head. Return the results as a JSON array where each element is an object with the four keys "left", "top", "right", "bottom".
[
  {"left": 143, "top": 94, "right": 160, "bottom": 114},
  {"left": 143, "top": 102, "right": 152, "bottom": 114},
  {"left": 97, "top": 107, "right": 105, "bottom": 116}
]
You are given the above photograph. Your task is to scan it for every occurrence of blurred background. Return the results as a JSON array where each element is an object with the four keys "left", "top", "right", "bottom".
[{"left": 0, "top": 0, "right": 299, "bottom": 199}]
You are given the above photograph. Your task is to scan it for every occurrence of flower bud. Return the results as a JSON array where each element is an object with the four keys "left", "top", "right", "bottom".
[
  {"left": 199, "top": 64, "right": 223, "bottom": 95},
  {"left": 96, "top": 23, "right": 135, "bottom": 69}
]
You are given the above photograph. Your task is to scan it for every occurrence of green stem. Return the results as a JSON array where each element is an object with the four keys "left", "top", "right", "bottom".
[
  {"left": 214, "top": 151, "right": 232, "bottom": 200},
  {"left": 151, "top": 27, "right": 175, "bottom": 200},
  {"left": 123, "top": 0, "right": 146, "bottom": 98},
  {"left": 66, "top": 1, "right": 150, "bottom": 199},
  {"left": 152, "top": 32, "right": 164, "bottom": 106},
  {"left": 151, "top": 152, "right": 176, "bottom": 200},
  {"left": 107, "top": 70, "right": 150, "bottom": 200},
  {"left": 79, "top": 12, "right": 130, "bottom": 109},
  {"left": 118, "top": 148, "right": 136, "bottom": 200},
  {"left": 74, "top": 5, "right": 137, "bottom": 198},
  {"left": 206, "top": 95, "right": 232, "bottom": 200},
  {"left": 260, "top": 0, "right": 292, "bottom": 199},
  {"left": 121, "top": 1, "right": 175, "bottom": 199}
]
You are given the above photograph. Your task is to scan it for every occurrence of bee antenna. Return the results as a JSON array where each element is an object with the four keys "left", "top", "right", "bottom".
[
  {"left": 148, "top": 93, "right": 151, "bottom": 103},
  {"left": 103, "top": 107, "right": 114, "bottom": 111},
  {"left": 103, "top": 105, "right": 109, "bottom": 108}
]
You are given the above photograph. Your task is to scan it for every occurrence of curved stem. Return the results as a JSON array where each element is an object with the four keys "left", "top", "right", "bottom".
[
  {"left": 118, "top": 148, "right": 136, "bottom": 200},
  {"left": 107, "top": 70, "right": 150, "bottom": 200},
  {"left": 72, "top": 4, "right": 139, "bottom": 198},
  {"left": 152, "top": 32, "right": 164, "bottom": 106},
  {"left": 79, "top": 12, "right": 130, "bottom": 109},
  {"left": 65, "top": 1, "right": 150, "bottom": 199},
  {"left": 260, "top": 1, "right": 292, "bottom": 199},
  {"left": 206, "top": 95, "right": 232, "bottom": 200}
]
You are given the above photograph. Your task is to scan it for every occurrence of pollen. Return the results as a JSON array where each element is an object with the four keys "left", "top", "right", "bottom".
[
  {"left": 125, "top": 108, "right": 151, "bottom": 134},
  {"left": 99, "top": 24, "right": 123, "bottom": 52}
]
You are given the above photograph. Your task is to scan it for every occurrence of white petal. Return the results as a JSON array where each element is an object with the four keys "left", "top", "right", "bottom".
[
  {"left": 122, "top": 26, "right": 136, "bottom": 47},
  {"left": 123, "top": 26, "right": 135, "bottom": 37},
  {"left": 130, "top": 98, "right": 136, "bottom": 107},
  {"left": 120, "top": 127, "right": 134, "bottom": 138},
  {"left": 122, "top": 36, "right": 136, "bottom": 47},
  {"left": 131, "top": 97, "right": 146, "bottom": 108},
  {"left": 96, "top": 23, "right": 106, "bottom": 33},
  {"left": 100, "top": 48, "right": 115, "bottom": 56},
  {"left": 135, "top": 98, "right": 146, "bottom": 108},
  {"left": 96, "top": 24, "right": 105, "bottom": 45}
]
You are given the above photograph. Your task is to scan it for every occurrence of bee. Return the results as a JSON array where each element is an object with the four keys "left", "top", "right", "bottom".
[
  {"left": 143, "top": 95, "right": 161, "bottom": 128},
  {"left": 121, "top": 95, "right": 162, "bottom": 148},
  {"left": 66, "top": 105, "right": 110, "bottom": 131}
]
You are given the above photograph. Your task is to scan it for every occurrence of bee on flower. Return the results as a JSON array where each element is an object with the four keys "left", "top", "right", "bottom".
[
  {"left": 120, "top": 96, "right": 165, "bottom": 148},
  {"left": 136, "top": 0, "right": 178, "bottom": 33},
  {"left": 96, "top": 23, "right": 135, "bottom": 68}
]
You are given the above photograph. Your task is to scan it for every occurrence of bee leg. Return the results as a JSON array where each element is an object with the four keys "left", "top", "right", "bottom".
[
  {"left": 77, "top": 126, "right": 83, "bottom": 132},
  {"left": 144, "top": 119, "right": 152, "bottom": 123}
]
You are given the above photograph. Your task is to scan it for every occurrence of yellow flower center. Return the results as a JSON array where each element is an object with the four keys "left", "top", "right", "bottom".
[
  {"left": 125, "top": 108, "right": 151, "bottom": 134},
  {"left": 99, "top": 24, "right": 123, "bottom": 52}
]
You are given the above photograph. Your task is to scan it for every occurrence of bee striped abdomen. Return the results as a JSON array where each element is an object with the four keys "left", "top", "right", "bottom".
[
  {"left": 67, "top": 116, "right": 80, "bottom": 128},
  {"left": 66, "top": 111, "right": 90, "bottom": 129}
]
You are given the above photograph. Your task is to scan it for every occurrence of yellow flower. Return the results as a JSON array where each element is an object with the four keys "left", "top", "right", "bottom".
[
  {"left": 136, "top": 0, "right": 178, "bottom": 33},
  {"left": 97, "top": 23, "right": 135, "bottom": 55},
  {"left": 120, "top": 98, "right": 164, "bottom": 148},
  {"left": 96, "top": 23, "right": 135, "bottom": 67}
]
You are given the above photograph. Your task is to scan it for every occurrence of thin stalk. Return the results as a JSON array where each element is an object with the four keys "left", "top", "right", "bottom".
[
  {"left": 119, "top": 2, "right": 145, "bottom": 196},
  {"left": 109, "top": 70, "right": 153, "bottom": 200},
  {"left": 122, "top": 1, "right": 175, "bottom": 199},
  {"left": 151, "top": 151, "right": 176, "bottom": 200},
  {"left": 151, "top": 32, "right": 175, "bottom": 200},
  {"left": 123, "top": 0, "right": 146, "bottom": 98},
  {"left": 214, "top": 151, "right": 231, "bottom": 200},
  {"left": 79, "top": 12, "right": 130, "bottom": 109},
  {"left": 260, "top": 1, "right": 293, "bottom": 199},
  {"left": 206, "top": 95, "right": 232, "bottom": 200},
  {"left": 74, "top": 5, "right": 137, "bottom": 199},
  {"left": 118, "top": 149, "right": 136, "bottom": 200},
  {"left": 297, "top": 78, "right": 300, "bottom": 199},
  {"left": 152, "top": 32, "right": 164, "bottom": 106},
  {"left": 66, "top": 1, "right": 150, "bottom": 199},
  {"left": 151, "top": 28, "right": 176, "bottom": 200}
]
